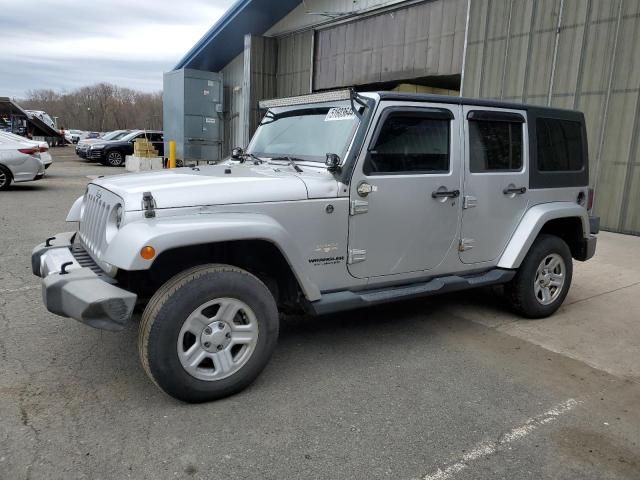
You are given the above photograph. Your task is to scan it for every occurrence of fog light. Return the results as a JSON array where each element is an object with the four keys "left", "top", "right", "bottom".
[{"left": 140, "top": 246, "right": 156, "bottom": 260}]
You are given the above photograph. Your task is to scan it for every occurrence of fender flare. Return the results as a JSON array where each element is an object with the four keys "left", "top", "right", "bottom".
[
  {"left": 66, "top": 195, "right": 84, "bottom": 222},
  {"left": 102, "top": 212, "right": 322, "bottom": 301},
  {"left": 497, "top": 202, "right": 589, "bottom": 269}
]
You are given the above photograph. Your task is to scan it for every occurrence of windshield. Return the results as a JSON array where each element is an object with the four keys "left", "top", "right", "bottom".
[
  {"left": 248, "top": 103, "right": 360, "bottom": 162},
  {"left": 102, "top": 130, "right": 128, "bottom": 140}
]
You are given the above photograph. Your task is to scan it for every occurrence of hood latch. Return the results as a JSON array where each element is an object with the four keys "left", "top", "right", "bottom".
[{"left": 142, "top": 192, "right": 156, "bottom": 218}]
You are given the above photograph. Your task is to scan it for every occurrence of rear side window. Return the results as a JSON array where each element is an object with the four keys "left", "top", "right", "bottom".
[
  {"left": 365, "top": 114, "right": 450, "bottom": 175},
  {"left": 536, "top": 118, "right": 584, "bottom": 171},
  {"left": 469, "top": 120, "right": 523, "bottom": 172}
]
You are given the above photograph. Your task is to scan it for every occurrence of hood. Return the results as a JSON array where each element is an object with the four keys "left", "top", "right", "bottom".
[{"left": 93, "top": 163, "right": 339, "bottom": 211}]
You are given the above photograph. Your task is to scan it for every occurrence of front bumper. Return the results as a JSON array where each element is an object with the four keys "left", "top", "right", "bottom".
[
  {"left": 86, "top": 149, "right": 106, "bottom": 161},
  {"left": 32, "top": 232, "right": 137, "bottom": 331}
]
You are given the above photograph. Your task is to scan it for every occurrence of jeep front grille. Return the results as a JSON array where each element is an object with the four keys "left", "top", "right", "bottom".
[
  {"left": 77, "top": 185, "right": 121, "bottom": 271},
  {"left": 71, "top": 242, "right": 109, "bottom": 278}
]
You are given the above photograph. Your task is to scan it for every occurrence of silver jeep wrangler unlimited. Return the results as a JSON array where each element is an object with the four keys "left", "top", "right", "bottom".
[{"left": 32, "top": 90, "right": 599, "bottom": 402}]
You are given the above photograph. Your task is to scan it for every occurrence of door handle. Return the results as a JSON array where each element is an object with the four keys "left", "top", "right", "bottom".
[
  {"left": 431, "top": 189, "right": 460, "bottom": 199},
  {"left": 503, "top": 186, "right": 527, "bottom": 195}
]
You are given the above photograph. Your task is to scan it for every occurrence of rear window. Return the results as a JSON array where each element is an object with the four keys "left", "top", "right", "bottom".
[
  {"left": 469, "top": 121, "right": 523, "bottom": 172},
  {"left": 536, "top": 118, "right": 584, "bottom": 171}
]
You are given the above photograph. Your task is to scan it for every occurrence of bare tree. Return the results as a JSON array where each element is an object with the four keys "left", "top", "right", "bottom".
[{"left": 19, "top": 83, "right": 163, "bottom": 132}]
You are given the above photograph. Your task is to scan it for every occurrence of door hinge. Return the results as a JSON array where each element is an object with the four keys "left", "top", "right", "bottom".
[
  {"left": 348, "top": 249, "right": 367, "bottom": 264},
  {"left": 459, "top": 238, "right": 475, "bottom": 252},
  {"left": 463, "top": 195, "right": 477, "bottom": 209},
  {"left": 350, "top": 200, "right": 369, "bottom": 215}
]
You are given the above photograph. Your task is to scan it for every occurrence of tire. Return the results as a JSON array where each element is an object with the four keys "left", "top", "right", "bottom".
[
  {"left": 105, "top": 150, "right": 124, "bottom": 167},
  {"left": 138, "top": 264, "right": 279, "bottom": 403},
  {"left": 0, "top": 165, "right": 12, "bottom": 190},
  {"left": 505, "top": 234, "right": 573, "bottom": 319}
]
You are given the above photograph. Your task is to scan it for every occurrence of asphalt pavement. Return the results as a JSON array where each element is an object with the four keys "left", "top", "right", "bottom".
[{"left": 0, "top": 148, "right": 638, "bottom": 480}]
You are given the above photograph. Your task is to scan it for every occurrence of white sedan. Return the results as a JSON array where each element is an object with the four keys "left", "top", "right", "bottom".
[
  {"left": 0, "top": 132, "right": 52, "bottom": 169},
  {"left": 0, "top": 136, "right": 45, "bottom": 190}
]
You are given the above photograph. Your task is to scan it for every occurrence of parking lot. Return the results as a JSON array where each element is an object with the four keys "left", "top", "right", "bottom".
[{"left": 1, "top": 147, "right": 639, "bottom": 480}]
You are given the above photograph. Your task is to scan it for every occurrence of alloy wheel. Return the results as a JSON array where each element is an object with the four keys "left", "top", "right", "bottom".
[
  {"left": 534, "top": 253, "right": 566, "bottom": 305},
  {"left": 107, "top": 152, "right": 123, "bottom": 166}
]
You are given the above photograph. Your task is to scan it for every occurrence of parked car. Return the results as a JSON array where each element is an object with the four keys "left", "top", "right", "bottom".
[
  {"left": 76, "top": 130, "right": 131, "bottom": 158},
  {"left": 26, "top": 110, "right": 56, "bottom": 129},
  {"left": 86, "top": 130, "right": 163, "bottom": 166},
  {"left": 32, "top": 90, "right": 599, "bottom": 402},
  {"left": 0, "top": 131, "right": 52, "bottom": 169},
  {"left": 66, "top": 129, "right": 84, "bottom": 144},
  {"left": 0, "top": 136, "right": 45, "bottom": 190}
]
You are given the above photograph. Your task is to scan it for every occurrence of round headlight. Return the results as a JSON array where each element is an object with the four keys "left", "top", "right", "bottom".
[{"left": 105, "top": 203, "right": 123, "bottom": 243}]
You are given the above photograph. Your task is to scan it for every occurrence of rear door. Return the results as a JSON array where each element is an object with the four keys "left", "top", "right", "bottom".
[{"left": 459, "top": 107, "right": 529, "bottom": 263}]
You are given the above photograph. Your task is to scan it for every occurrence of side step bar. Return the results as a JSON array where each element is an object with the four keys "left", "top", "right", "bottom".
[{"left": 309, "top": 268, "right": 516, "bottom": 315}]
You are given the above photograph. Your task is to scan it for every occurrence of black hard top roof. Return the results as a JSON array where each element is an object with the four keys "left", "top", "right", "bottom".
[{"left": 375, "top": 91, "right": 581, "bottom": 116}]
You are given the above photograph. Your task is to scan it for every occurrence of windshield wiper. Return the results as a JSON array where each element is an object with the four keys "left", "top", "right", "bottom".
[
  {"left": 268, "top": 156, "right": 303, "bottom": 173},
  {"left": 240, "top": 152, "right": 265, "bottom": 164}
]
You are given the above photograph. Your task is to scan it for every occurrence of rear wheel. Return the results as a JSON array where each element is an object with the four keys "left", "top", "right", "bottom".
[
  {"left": 505, "top": 234, "right": 573, "bottom": 318},
  {"left": 106, "top": 150, "right": 124, "bottom": 167},
  {"left": 138, "top": 264, "right": 279, "bottom": 403},
  {"left": 0, "top": 165, "right": 12, "bottom": 190}
]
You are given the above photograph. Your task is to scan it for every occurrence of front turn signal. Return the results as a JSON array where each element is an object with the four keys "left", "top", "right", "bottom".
[{"left": 140, "top": 246, "right": 156, "bottom": 260}]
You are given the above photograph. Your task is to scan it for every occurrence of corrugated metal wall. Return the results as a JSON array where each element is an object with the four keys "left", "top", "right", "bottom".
[
  {"left": 313, "top": 0, "right": 467, "bottom": 90},
  {"left": 276, "top": 31, "right": 314, "bottom": 96},
  {"left": 463, "top": 0, "right": 640, "bottom": 234},
  {"left": 247, "top": 35, "right": 279, "bottom": 139},
  {"left": 266, "top": 0, "right": 414, "bottom": 35},
  {"left": 221, "top": 53, "right": 244, "bottom": 155}
]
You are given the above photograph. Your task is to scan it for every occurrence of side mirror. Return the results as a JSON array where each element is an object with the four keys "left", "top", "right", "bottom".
[
  {"left": 325, "top": 153, "right": 341, "bottom": 173},
  {"left": 231, "top": 147, "right": 244, "bottom": 159}
]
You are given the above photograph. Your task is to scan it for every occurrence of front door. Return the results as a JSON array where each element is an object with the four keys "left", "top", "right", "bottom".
[
  {"left": 347, "top": 103, "right": 462, "bottom": 279},
  {"left": 459, "top": 107, "right": 529, "bottom": 264}
]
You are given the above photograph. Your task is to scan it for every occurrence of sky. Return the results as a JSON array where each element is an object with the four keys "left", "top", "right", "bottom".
[{"left": 0, "top": 0, "right": 236, "bottom": 99}]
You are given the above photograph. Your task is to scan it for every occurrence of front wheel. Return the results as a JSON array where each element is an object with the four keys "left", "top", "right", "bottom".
[
  {"left": 505, "top": 234, "right": 573, "bottom": 318},
  {"left": 105, "top": 150, "right": 124, "bottom": 167},
  {"left": 138, "top": 264, "right": 279, "bottom": 403}
]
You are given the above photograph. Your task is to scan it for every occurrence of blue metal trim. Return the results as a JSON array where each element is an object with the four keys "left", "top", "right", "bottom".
[{"left": 174, "top": 0, "right": 301, "bottom": 72}]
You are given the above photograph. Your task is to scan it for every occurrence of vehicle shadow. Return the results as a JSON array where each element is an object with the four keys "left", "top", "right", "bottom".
[{"left": 2, "top": 184, "right": 49, "bottom": 192}]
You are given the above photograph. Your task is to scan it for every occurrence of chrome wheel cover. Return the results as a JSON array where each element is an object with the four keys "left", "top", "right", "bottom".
[
  {"left": 177, "top": 297, "right": 259, "bottom": 381},
  {"left": 534, "top": 253, "right": 566, "bottom": 305}
]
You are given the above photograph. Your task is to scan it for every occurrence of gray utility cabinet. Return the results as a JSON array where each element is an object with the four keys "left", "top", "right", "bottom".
[{"left": 163, "top": 69, "right": 224, "bottom": 163}]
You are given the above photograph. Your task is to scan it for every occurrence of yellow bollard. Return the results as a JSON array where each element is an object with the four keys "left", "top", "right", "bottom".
[{"left": 168, "top": 140, "right": 176, "bottom": 168}]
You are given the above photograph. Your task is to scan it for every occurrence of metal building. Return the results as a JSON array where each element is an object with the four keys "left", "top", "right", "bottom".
[{"left": 172, "top": 0, "right": 640, "bottom": 234}]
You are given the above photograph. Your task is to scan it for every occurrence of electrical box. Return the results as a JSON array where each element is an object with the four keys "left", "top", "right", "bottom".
[{"left": 163, "top": 69, "right": 224, "bottom": 163}]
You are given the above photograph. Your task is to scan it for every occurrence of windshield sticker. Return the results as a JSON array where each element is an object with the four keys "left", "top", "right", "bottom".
[{"left": 325, "top": 107, "right": 356, "bottom": 121}]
